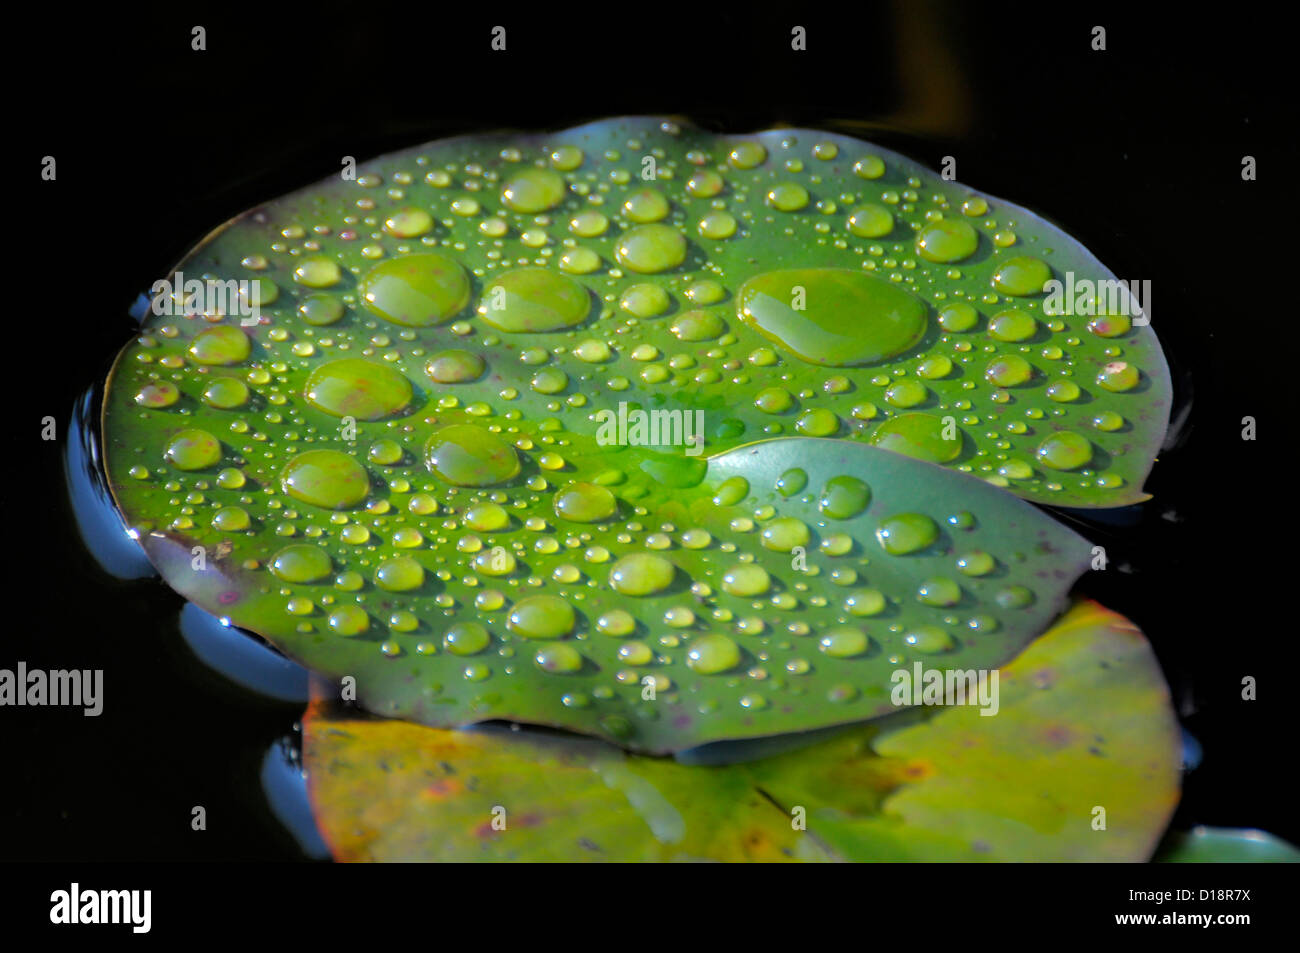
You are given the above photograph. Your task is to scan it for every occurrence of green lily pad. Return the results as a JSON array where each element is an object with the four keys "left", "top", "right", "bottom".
[
  {"left": 103, "top": 119, "right": 1116, "bottom": 752},
  {"left": 108, "top": 117, "right": 1169, "bottom": 507},
  {"left": 304, "top": 600, "right": 1181, "bottom": 861},
  {"left": 1155, "top": 827, "right": 1300, "bottom": 863}
]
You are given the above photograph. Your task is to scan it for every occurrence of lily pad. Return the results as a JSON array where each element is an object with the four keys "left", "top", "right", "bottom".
[
  {"left": 102, "top": 118, "right": 1119, "bottom": 752},
  {"left": 304, "top": 600, "right": 1181, "bottom": 861}
]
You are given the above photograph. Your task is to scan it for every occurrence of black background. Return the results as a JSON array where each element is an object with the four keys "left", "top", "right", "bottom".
[{"left": 5, "top": 0, "right": 1293, "bottom": 862}]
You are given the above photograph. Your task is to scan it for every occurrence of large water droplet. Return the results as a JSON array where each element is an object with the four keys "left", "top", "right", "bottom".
[
  {"left": 818, "top": 475, "right": 871, "bottom": 519},
  {"left": 507, "top": 595, "right": 576, "bottom": 639},
  {"left": 916, "top": 218, "right": 978, "bottom": 262},
  {"left": 424, "top": 424, "right": 520, "bottom": 487},
  {"left": 615, "top": 225, "right": 687, "bottom": 274},
  {"left": 736, "top": 268, "right": 926, "bottom": 366},
  {"left": 304, "top": 358, "right": 412, "bottom": 420},
  {"left": 358, "top": 253, "right": 470, "bottom": 327},
  {"left": 478, "top": 267, "right": 591, "bottom": 332},
  {"left": 553, "top": 482, "right": 617, "bottom": 523},
  {"left": 188, "top": 326, "right": 250, "bottom": 366},
  {"left": 869, "top": 413, "right": 962, "bottom": 463},
  {"left": 1036, "top": 431, "right": 1093, "bottom": 470},
  {"left": 609, "top": 553, "right": 676, "bottom": 596},
  {"left": 875, "top": 512, "right": 939, "bottom": 554},
  {"left": 686, "top": 633, "right": 741, "bottom": 674},
  {"left": 270, "top": 544, "right": 332, "bottom": 583},
  {"left": 502, "top": 168, "right": 566, "bottom": 213},
  {"left": 164, "top": 429, "right": 222, "bottom": 470},
  {"left": 280, "top": 450, "right": 370, "bottom": 508},
  {"left": 991, "top": 256, "right": 1051, "bottom": 296}
]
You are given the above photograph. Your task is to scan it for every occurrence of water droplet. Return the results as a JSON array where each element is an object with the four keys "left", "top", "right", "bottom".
[
  {"left": 596, "top": 609, "right": 636, "bottom": 637},
  {"left": 136, "top": 382, "right": 178, "bottom": 408},
  {"left": 211, "top": 507, "right": 249, "bottom": 532},
  {"left": 988, "top": 308, "right": 1038, "bottom": 342},
  {"left": 671, "top": 309, "right": 726, "bottom": 342},
  {"left": 903, "top": 624, "right": 954, "bottom": 653},
  {"left": 796, "top": 408, "right": 840, "bottom": 435},
  {"left": 846, "top": 204, "right": 894, "bottom": 238},
  {"left": 776, "top": 468, "right": 807, "bottom": 496},
  {"left": 1096, "top": 361, "right": 1140, "bottom": 392},
  {"left": 938, "top": 301, "right": 978, "bottom": 332},
  {"left": 609, "top": 553, "right": 676, "bottom": 596},
  {"left": 916, "top": 218, "right": 978, "bottom": 262},
  {"left": 875, "top": 512, "right": 938, "bottom": 554},
  {"left": 188, "top": 326, "right": 250, "bottom": 366},
  {"left": 984, "top": 354, "right": 1033, "bottom": 387},
  {"left": 713, "top": 476, "right": 749, "bottom": 506},
  {"left": 203, "top": 377, "right": 249, "bottom": 409},
  {"left": 1035, "top": 431, "right": 1093, "bottom": 470},
  {"left": 384, "top": 207, "right": 433, "bottom": 238},
  {"left": 761, "top": 517, "right": 810, "bottom": 552},
  {"left": 686, "top": 633, "right": 741, "bottom": 674},
  {"left": 917, "top": 576, "right": 961, "bottom": 606},
  {"left": 737, "top": 268, "right": 926, "bottom": 366},
  {"left": 819, "top": 627, "right": 871, "bottom": 658},
  {"left": 358, "top": 253, "right": 470, "bottom": 326},
  {"left": 554, "top": 482, "right": 617, "bottom": 523},
  {"left": 956, "top": 551, "right": 995, "bottom": 576},
  {"left": 623, "top": 188, "right": 670, "bottom": 222},
  {"left": 478, "top": 267, "right": 591, "bottom": 332},
  {"left": 328, "top": 605, "right": 370, "bottom": 636},
  {"left": 721, "top": 563, "right": 770, "bottom": 597},
  {"left": 425, "top": 349, "right": 485, "bottom": 383},
  {"left": 535, "top": 643, "right": 584, "bottom": 674},
  {"left": 502, "top": 168, "right": 566, "bottom": 213},
  {"left": 698, "top": 211, "right": 738, "bottom": 239},
  {"left": 728, "top": 142, "right": 766, "bottom": 169},
  {"left": 280, "top": 450, "right": 370, "bottom": 508},
  {"left": 424, "top": 424, "right": 520, "bottom": 487},
  {"left": 299, "top": 295, "right": 345, "bottom": 326},
  {"left": 853, "top": 155, "right": 885, "bottom": 179},
  {"left": 375, "top": 556, "right": 424, "bottom": 592},
  {"left": 164, "top": 429, "right": 222, "bottom": 471},
  {"left": 304, "top": 358, "right": 412, "bottom": 419},
  {"left": 270, "top": 544, "right": 332, "bottom": 583},
  {"left": 294, "top": 257, "right": 342, "bottom": 288},
  {"left": 991, "top": 256, "right": 1051, "bottom": 296},
  {"left": 616, "top": 224, "right": 687, "bottom": 274},
  {"left": 507, "top": 595, "right": 576, "bottom": 639},
  {"left": 444, "top": 621, "right": 490, "bottom": 655},
  {"left": 869, "top": 413, "right": 962, "bottom": 463},
  {"left": 766, "top": 182, "right": 809, "bottom": 211},
  {"left": 818, "top": 475, "right": 871, "bottom": 519}
]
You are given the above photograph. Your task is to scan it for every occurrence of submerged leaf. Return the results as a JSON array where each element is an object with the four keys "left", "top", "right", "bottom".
[
  {"left": 112, "top": 433, "right": 1090, "bottom": 751},
  {"left": 305, "top": 601, "right": 1181, "bottom": 861},
  {"left": 1155, "top": 827, "right": 1300, "bottom": 863}
]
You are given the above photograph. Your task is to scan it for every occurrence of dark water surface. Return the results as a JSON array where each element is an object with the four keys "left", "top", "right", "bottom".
[{"left": 8, "top": 4, "right": 1291, "bottom": 859}]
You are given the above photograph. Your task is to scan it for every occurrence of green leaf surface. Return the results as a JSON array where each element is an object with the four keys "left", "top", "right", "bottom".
[
  {"left": 103, "top": 118, "right": 1124, "bottom": 752},
  {"left": 1155, "top": 827, "right": 1300, "bottom": 863},
  {"left": 113, "top": 433, "right": 1089, "bottom": 752},
  {"left": 304, "top": 600, "right": 1180, "bottom": 861}
]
